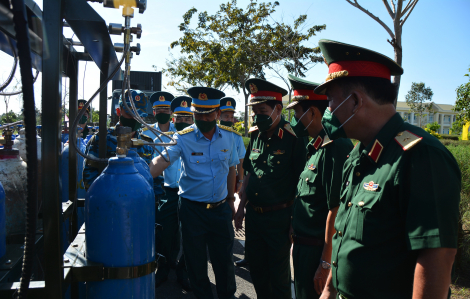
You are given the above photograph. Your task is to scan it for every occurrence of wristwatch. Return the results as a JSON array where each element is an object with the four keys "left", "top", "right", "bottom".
[
  {"left": 320, "top": 259, "right": 331, "bottom": 270},
  {"left": 238, "top": 180, "right": 243, "bottom": 183}
]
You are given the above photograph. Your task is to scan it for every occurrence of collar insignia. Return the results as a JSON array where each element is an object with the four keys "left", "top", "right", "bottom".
[
  {"left": 308, "top": 164, "right": 316, "bottom": 171},
  {"left": 273, "top": 150, "right": 285, "bottom": 155},
  {"left": 394, "top": 130, "right": 422, "bottom": 151},
  {"left": 135, "top": 95, "right": 141, "bottom": 102},
  {"left": 221, "top": 149, "right": 229, "bottom": 153},
  {"left": 284, "top": 123, "right": 296, "bottom": 136},
  {"left": 249, "top": 83, "right": 258, "bottom": 94},
  {"left": 278, "top": 128, "right": 284, "bottom": 139},
  {"left": 368, "top": 140, "right": 383, "bottom": 163},
  {"left": 181, "top": 100, "right": 188, "bottom": 108},
  {"left": 313, "top": 136, "right": 323, "bottom": 150},
  {"left": 252, "top": 148, "right": 260, "bottom": 153},
  {"left": 159, "top": 95, "right": 165, "bottom": 102},
  {"left": 249, "top": 126, "right": 259, "bottom": 133},
  {"left": 363, "top": 181, "right": 379, "bottom": 191},
  {"left": 198, "top": 93, "right": 208, "bottom": 101},
  {"left": 322, "top": 135, "right": 333, "bottom": 147}
]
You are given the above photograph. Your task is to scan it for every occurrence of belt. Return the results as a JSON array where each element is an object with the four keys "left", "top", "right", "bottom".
[
  {"left": 183, "top": 197, "right": 226, "bottom": 209},
  {"left": 248, "top": 200, "right": 294, "bottom": 214},
  {"left": 164, "top": 187, "right": 179, "bottom": 192},
  {"left": 292, "top": 234, "right": 324, "bottom": 247}
]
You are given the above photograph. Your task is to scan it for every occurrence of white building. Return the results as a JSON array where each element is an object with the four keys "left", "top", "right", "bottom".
[{"left": 396, "top": 102, "right": 456, "bottom": 135}]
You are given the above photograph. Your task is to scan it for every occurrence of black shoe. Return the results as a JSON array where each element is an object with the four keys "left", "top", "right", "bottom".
[
  {"left": 235, "top": 258, "right": 249, "bottom": 267},
  {"left": 155, "top": 276, "right": 168, "bottom": 288},
  {"left": 177, "top": 278, "right": 192, "bottom": 292}
]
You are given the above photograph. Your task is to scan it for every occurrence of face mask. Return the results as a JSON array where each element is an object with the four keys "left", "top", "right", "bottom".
[
  {"left": 195, "top": 119, "right": 216, "bottom": 133},
  {"left": 155, "top": 113, "right": 171, "bottom": 124},
  {"left": 290, "top": 109, "right": 312, "bottom": 137},
  {"left": 120, "top": 117, "right": 142, "bottom": 132},
  {"left": 321, "top": 94, "right": 355, "bottom": 140},
  {"left": 175, "top": 122, "right": 191, "bottom": 131},
  {"left": 253, "top": 108, "right": 278, "bottom": 132},
  {"left": 79, "top": 115, "right": 88, "bottom": 125},
  {"left": 220, "top": 120, "right": 233, "bottom": 127}
]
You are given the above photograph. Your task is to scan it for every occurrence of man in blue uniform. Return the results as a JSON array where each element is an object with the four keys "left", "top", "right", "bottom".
[
  {"left": 150, "top": 87, "right": 239, "bottom": 299},
  {"left": 83, "top": 89, "right": 164, "bottom": 201},
  {"left": 144, "top": 91, "right": 175, "bottom": 141},
  {"left": 154, "top": 96, "right": 193, "bottom": 291}
]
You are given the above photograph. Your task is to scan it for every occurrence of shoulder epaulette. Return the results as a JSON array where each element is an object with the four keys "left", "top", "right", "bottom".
[
  {"left": 140, "top": 134, "right": 153, "bottom": 143},
  {"left": 177, "top": 128, "right": 195, "bottom": 135},
  {"left": 284, "top": 123, "right": 296, "bottom": 136},
  {"left": 248, "top": 126, "right": 258, "bottom": 133},
  {"left": 142, "top": 127, "right": 149, "bottom": 132},
  {"left": 218, "top": 125, "right": 232, "bottom": 132},
  {"left": 163, "top": 131, "right": 175, "bottom": 136},
  {"left": 394, "top": 130, "right": 422, "bottom": 151},
  {"left": 321, "top": 135, "right": 334, "bottom": 147},
  {"left": 227, "top": 127, "right": 242, "bottom": 136}
]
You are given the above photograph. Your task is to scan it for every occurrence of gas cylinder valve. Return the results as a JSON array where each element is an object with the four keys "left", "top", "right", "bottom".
[{"left": 116, "top": 126, "right": 132, "bottom": 157}]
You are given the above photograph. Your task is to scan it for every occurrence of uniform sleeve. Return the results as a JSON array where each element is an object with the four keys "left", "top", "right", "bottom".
[
  {"left": 82, "top": 135, "right": 100, "bottom": 191},
  {"left": 243, "top": 136, "right": 253, "bottom": 174},
  {"left": 161, "top": 133, "right": 182, "bottom": 164},
  {"left": 324, "top": 139, "right": 353, "bottom": 210},
  {"left": 400, "top": 145, "right": 461, "bottom": 250},
  {"left": 229, "top": 134, "right": 240, "bottom": 167},
  {"left": 236, "top": 135, "right": 246, "bottom": 160}
]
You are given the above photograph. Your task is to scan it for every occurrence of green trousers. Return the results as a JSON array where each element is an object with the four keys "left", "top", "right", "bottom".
[
  {"left": 245, "top": 205, "right": 292, "bottom": 299},
  {"left": 179, "top": 197, "right": 236, "bottom": 299},
  {"left": 155, "top": 188, "right": 187, "bottom": 280},
  {"left": 292, "top": 243, "right": 323, "bottom": 299}
]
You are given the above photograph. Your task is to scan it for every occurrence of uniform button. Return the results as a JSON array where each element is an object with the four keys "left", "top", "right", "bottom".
[
  {"left": 332, "top": 261, "right": 337, "bottom": 267},
  {"left": 338, "top": 231, "right": 343, "bottom": 237},
  {"left": 258, "top": 175, "right": 262, "bottom": 179},
  {"left": 347, "top": 202, "right": 352, "bottom": 207},
  {"left": 346, "top": 181, "right": 349, "bottom": 186},
  {"left": 255, "top": 193, "right": 258, "bottom": 196},
  {"left": 212, "top": 159, "right": 214, "bottom": 161},
  {"left": 305, "top": 178, "right": 309, "bottom": 182},
  {"left": 295, "top": 195, "right": 298, "bottom": 198},
  {"left": 358, "top": 201, "right": 365, "bottom": 207},
  {"left": 277, "top": 161, "right": 280, "bottom": 164},
  {"left": 267, "top": 144, "right": 270, "bottom": 147},
  {"left": 177, "top": 181, "right": 179, "bottom": 183},
  {"left": 355, "top": 172, "right": 360, "bottom": 177},
  {"left": 197, "top": 161, "right": 199, "bottom": 163},
  {"left": 178, "top": 169, "right": 181, "bottom": 171},
  {"left": 263, "top": 161, "right": 266, "bottom": 163},
  {"left": 214, "top": 176, "right": 216, "bottom": 178}
]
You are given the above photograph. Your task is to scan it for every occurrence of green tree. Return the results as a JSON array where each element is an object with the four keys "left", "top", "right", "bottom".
[
  {"left": 345, "top": 0, "right": 420, "bottom": 104},
  {"left": 1, "top": 111, "right": 22, "bottom": 124},
  {"left": 166, "top": 0, "right": 285, "bottom": 136},
  {"left": 425, "top": 121, "right": 440, "bottom": 133},
  {"left": 405, "top": 82, "right": 434, "bottom": 128},
  {"left": 453, "top": 68, "right": 470, "bottom": 128}
]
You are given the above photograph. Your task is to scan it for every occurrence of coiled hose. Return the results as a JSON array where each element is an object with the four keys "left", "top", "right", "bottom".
[{"left": 10, "top": 0, "right": 38, "bottom": 298}]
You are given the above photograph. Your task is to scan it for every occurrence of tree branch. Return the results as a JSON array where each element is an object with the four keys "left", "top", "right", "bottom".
[
  {"left": 390, "top": 0, "right": 396, "bottom": 14},
  {"left": 400, "top": 0, "right": 419, "bottom": 26},
  {"left": 382, "top": 0, "right": 395, "bottom": 19},
  {"left": 345, "top": 0, "right": 395, "bottom": 39},
  {"left": 401, "top": 0, "right": 416, "bottom": 17}
]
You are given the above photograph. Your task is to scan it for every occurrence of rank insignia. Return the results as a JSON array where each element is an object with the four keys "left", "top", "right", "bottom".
[
  {"left": 313, "top": 136, "right": 323, "bottom": 150},
  {"left": 248, "top": 126, "right": 259, "bottom": 133},
  {"left": 198, "top": 93, "right": 208, "bottom": 100},
  {"left": 252, "top": 149, "right": 260, "bottom": 153},
  {"left": 220, "top": 149, "right": 229, "bottom": 153},
  {"left": 159, "top": 95, "right": 165, "bottom": 102},
  {"left": 135, "top": 95, "right": 141, "bottom": 102},
  {"left": 363, "top": 181, "right": 379, "bottom": 191},
  {"left": 308, "top": 164, "right": 316, "bottom": 170},
  {"left": 368, "top": 139, "right": 383, "bottom": 163},
  {"left": 284, "top": 123, "right": 296, "bottom": 136},
  {"left": 273, "top": 150, "right": 285, "bottom": 155},
  {"left": 394, "top": 130, "right": 422, "bottom": 151},
  {"left": 181, "top": 100, "right": 188, "bottom": 108},
  {"left": 278, "top": 128, "right": 284, "bottom": 139},
  {"left": 249, "top": 83, "right": 258, "bottom": 94},
  {"left": 322, "top": 135, "right": 333, "bottom": 147}
]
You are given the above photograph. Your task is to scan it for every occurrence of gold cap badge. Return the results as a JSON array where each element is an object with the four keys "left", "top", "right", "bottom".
[
  {"left": 135, "top": 95, "right": 141, "bottom": 102},
  {"left": 181, "top": 101, "right": 188, "bottom": 108},
  {"left": 198, "top": 93, "right": 208, "bottom": 101},
  {"left": 159, "top": 95, "right": 165, "bottom": 102},
  {"left": 249, "top": 83, "right": 258, "bottom": 94},
  {"left": 78, "top": 103, "right": 84, "bottom": 109},
  {"left": 226, "top": 100, "right": 232, "bottom": 107}
]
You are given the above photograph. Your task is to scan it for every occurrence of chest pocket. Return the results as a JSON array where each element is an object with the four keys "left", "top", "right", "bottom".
[
  {"left": 189, "top": 155, "right": 208, "bottom": 164},
  {"left": 351, "top": 190, "right": 382, "bottom": 243},
  {"left": 301, "top": 166, "right": 319, "bottom": 195},
  {"left": 218, "top": 153, "right": 230, "bottom": 173},
  {"left": 267, "top": 152, "right": 288, "bottom": 174}
]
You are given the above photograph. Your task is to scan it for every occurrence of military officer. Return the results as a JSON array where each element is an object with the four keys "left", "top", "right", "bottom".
[
  {"left": 219, "top": 97, "right": 246, "bottom": 192},
  {"left": 314, "top": 40, "right": 461, "bottom": 299},
  {"left": 285, "top": 74, "right": 353, "bottom": 299},
  {"left": 235, "top": 78, "right": 307, "bottom": 299},
  {"left": 154, "top": 96, "right": 193, "bottom": 291},
  {"left": 150, "top": 87, "right": 239, "bottom": 299},
  {"left": 144, "top": 91, "right": 175, "bottom": 141},
  {"left": 83, "top": 89, "right": 164, "bottom": 200}
]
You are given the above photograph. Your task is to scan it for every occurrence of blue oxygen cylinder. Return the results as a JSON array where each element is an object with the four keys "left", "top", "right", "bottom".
[
  {"left": 0, "top": 181, "right": 5, "bottom": 259},
  {"left": 127, "top": 148, "right": 153, "bottom": 187},
  {"left": 85, "top": 157, "right": 155, "bottom": 298}
]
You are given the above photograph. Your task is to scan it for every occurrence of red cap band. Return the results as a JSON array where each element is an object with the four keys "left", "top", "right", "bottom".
[
  {"left": 293, "top": 89, "right": 327, "bottom": 100},
  {"left": 250, "top": 91, "right": 282, "bottom": 102},
  {"left": 328, "top": 61, "right": 391, "bottom": 80}
]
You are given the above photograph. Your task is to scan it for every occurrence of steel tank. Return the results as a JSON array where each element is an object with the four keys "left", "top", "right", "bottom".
[
  {"left": 0, "top": 181, "right": 5, "bottom": 259},
  {"left": 85, "top": 157, "right": 155, "bottom": 298},
  {"left": 0, "top": 130, "right": 28, "bottom": 236},
  {"left": 13, "top": 128, "right": 42, "bottom": 162}
]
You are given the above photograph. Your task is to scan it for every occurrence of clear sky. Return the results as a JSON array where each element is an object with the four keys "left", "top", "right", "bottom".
[{"left": 1, "top": 0, "right": 469, "bottom": 117}]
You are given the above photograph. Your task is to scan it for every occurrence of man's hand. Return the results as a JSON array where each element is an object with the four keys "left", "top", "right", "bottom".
[
  {"left": 234, "top": 206, "right": 245, "bottom": 231},
  {"left": 228, "top": 198, "right": 236, "bottom": 221},
  {"left": 314, "top": 264, "right": 329, "bottom": 295},
  {"left": 319, "top": 270, "right": 336, "bottom": 299}
]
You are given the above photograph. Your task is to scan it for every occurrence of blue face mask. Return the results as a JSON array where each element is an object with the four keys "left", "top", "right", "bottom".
[{"left": 321, "top": 94, "right": 355, "bottom": 140}]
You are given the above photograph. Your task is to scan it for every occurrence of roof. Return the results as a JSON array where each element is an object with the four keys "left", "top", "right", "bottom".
[{"left": 396, "top": 101, "right": 455, "bottom": 113}]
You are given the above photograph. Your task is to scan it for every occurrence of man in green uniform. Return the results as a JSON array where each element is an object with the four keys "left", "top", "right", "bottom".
[
  {"left": 314, "top": 40, "right": 461, "bottom": 299},
  {"left": 286, "top": 74, "right": 353, "bottom": 299},
  {"left": 235, "top": 78, "right": 306, "bottom": 299}
]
